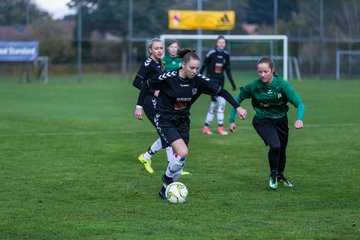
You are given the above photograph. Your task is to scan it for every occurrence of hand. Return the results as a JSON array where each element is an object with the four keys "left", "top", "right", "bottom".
[
  {"left": 229, "top": 123, "right": 237, "bottom": 133},
  {"left": 236, "top": 107, "right": 247, "bottom": 120},
  {"left": 294, "top": 120, "right": 303, "bottom": 129},
  {"left": 154, "top": 90, "right": 160, "bottom": 97},
  {"left": 134, "top": 106, "right": 143, "bottom": 120}
]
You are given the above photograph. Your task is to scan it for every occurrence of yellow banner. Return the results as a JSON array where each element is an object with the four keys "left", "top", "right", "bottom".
[{"left": 168, "top": 10, "right": 235, "bottom": 30}]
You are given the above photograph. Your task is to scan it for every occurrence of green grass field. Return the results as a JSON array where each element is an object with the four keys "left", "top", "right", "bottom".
[{"left": 0, "top": 74, "right": 359, "bottom": 239}]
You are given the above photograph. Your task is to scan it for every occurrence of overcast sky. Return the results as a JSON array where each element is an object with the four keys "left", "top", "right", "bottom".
[{"left": 33, "top": 0, "right": 75, "bottom": 19}]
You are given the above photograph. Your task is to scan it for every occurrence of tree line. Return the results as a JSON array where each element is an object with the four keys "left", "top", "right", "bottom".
[{"left": 1, "top": 0, "right": 360, "bottom": 75}]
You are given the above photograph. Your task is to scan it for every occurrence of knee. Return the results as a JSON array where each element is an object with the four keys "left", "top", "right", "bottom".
[
  {"left": 217, "top": 98, "right": 226, "bottom": 110},
  {"left": 217, "top": 105, "right": 224, "bottom": 113},
  {"left": 209, "top": 102, "right": 216, "bottom": 113},
  {"left": 177, "top": 149, "right": 188, "bottom": 158},
  {"left": 269, "top": 144, "right": 281, "bottom": 152}
]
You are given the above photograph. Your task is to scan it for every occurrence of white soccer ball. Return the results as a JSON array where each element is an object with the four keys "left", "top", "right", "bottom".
[{"left": 165, "top": 182, "right": 188, "bottom": 204}]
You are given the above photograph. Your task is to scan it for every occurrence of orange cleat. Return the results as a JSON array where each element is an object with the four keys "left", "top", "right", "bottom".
[
  {"left": 217, "top": 126, "right": 228, "bottom": 135},
  {"left": 201, "top": 127, "right": 213, "bottom": 135}
]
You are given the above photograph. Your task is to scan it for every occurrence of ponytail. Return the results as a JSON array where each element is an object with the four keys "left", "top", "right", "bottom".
[{"left": 177, "top": 48, "right": 199, "bottom": 64}]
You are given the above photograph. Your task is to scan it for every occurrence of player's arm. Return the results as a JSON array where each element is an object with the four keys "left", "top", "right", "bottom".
[
  {"left": 199, "top": 54, "right": 210, "bottom": 74},
  {"left": 197, "top": 74, "right": 245, "bottom": 119},
  {"left": 283, "top": 82, "right": 305, "bottom": 129},
  {"left": 225, "top": 68, "right": 236, "bottom": 90},
  {"left": 132, "top": 62, "right": 157, "bottom": 95},
  {"left": 228, "top": 83, "right": 253, "bottom": 132},
  {"left": 224, "top": 55, "right": 237, "bottom": 90},
  {"left": 134, "top": 81, "right": 149, "bottom": 120},
  {"left": 132, "top": 73, "right": 144, "bottom": 90},
  {"left": 134, "top": 76, "right": 161, "bottom": 120},
  {"left": 217, "top": 88, "right": 247, "bottom": 120},
  {"left": 228, "top": 94, "right": 241, "bottom": 132},
  {"left": 132, "top": 61, "right": 149, "bottom": 90}
]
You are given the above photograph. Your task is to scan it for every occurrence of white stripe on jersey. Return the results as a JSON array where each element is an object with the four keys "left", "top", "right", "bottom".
[
  {"left": 206, "top": 49, "right": 216, "bottom": 57},
  {"left": 158, "top": 71, "right": 177, "bottom": 81},
  {"left": 144, "top": 57, "right": 152, "bottom": 66},
  {"left": 197, "top": 74, "right": 210, "bottom": 81}
]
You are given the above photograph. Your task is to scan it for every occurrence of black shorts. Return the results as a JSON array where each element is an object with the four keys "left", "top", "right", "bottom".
[
  {"left": 154, "top": 113, "right": 190, "bottom": 147},
  {"left": 142, "top": 94, "right": 157, "bottom": 127},
  {"left": 252, "top": 115, "right": 289, "bottom": 147}
]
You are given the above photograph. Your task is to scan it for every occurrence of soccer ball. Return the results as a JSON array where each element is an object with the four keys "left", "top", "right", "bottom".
[{"left": 165, "top": 182, "right": 188, "bottom": 204}]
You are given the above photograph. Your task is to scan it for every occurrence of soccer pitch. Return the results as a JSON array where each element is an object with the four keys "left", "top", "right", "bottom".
[{"left": 0, "top": 74, "right": 359, "bottom": 239}]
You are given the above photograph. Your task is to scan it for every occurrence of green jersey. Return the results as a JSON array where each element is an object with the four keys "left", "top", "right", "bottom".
[
  {"left": 163, "top": 54, "right": 182, "bottom": 71},
  {"left": 229, "top": 76, "right": 305, "bottom": 123}
]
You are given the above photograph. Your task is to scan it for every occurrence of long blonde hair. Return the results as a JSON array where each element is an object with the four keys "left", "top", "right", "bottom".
[{"left": 146, "top": 38, "right": 163, "bottom": 68}]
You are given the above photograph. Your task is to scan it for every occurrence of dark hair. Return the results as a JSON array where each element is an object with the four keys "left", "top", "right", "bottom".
[
  {"left": 215, "top": 35, "right": 226, "bottom": 47},
  {"left": 167, "top": 39, "right": 179, "bottom": 48},
  {"left": 257, "top": 56, "right": 276, "bottom": 74},
  {"left": 177, "top": 48, "right": 199, "bottom": 64}
]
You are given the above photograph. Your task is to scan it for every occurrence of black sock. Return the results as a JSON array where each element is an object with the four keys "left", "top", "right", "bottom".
[
  {"left": 162, "top": 174, "right": 173, "bottom": 186},
  {"left": 147, "top": 147, "right": 155, "bottom": 156}
]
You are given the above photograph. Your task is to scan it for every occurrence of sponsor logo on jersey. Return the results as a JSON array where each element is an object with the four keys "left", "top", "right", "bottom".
[
  {"left": 174, "top": 98, "right": 191, "bottom": 110},
  {"left": 180, "top": 84, "right": 189, "bottom": 87},
  {"left": 215, "top": 63, "right": 223, "bottom": 74},
  {"left": 177, "top": 97, "right": 191, "bottom": 101}
]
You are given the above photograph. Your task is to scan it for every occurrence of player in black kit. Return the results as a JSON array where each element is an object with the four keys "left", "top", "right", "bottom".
[
  {"left": 132, "top": 38, "right": 173, "bottom": 174},
  {"left": 200, "top": 35, "right": 237, "bottom": 136},
  {"left": 134, "top": 49, "right": 247, "bottom": 200}
]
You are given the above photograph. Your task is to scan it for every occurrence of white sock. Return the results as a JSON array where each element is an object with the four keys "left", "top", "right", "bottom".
[
  {"left": 143, "top": 152, "right": 152, "bottom": 160},
  {"left": 165, "top": 153, "right": 185, "bottom": 179},
  {"left": 165, "top": 146, "right": 174, "bottom": 162},
  {"left": 216, "top": 97, "right": 226, "bottom": 126},
  {"left": 151, "top": 138, "right": 163, "bottom": 152},
  {"left": 205, "top": 101, "right": 217, "bottom": 126},
  {"left": 144, "top": 138, "right": 162, "bottom": 160},
  {"left": 217, "top": 110, "right": 224, "bottom": 126}
]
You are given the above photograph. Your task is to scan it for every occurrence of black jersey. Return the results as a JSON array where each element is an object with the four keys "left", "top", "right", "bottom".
[
  {"left": 132, "top": 57, "right": 163, "bottom": 124},
  {"left": 132, "top": 57, "right": 163, "bottom": 93},
  {"left": 200, "top": 49, "right": 236, "bottom": 90},
  {"left": 200, "top": 49, "right": 230, "bottom": 79},
  {"left": 137, "top": 70, "right": 240, "bottom": 117}
]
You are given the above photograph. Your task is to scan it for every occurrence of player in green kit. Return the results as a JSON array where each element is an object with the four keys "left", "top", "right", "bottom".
[
  {"left": 229, "top": 56, "right": 305, "bottom": 190},
  {"left": 162, "top": 39, "right": 182, "bottom": 72}
]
